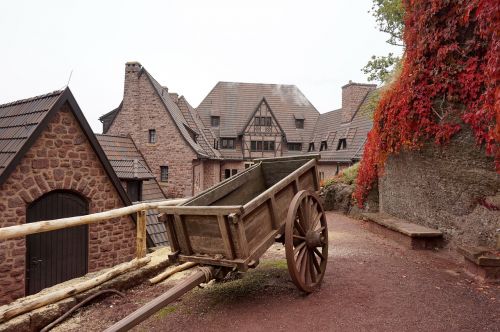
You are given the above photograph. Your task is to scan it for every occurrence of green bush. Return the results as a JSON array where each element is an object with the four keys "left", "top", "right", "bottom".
[{"left": 323, "top": 163, "right": 359, "bottom": 188}]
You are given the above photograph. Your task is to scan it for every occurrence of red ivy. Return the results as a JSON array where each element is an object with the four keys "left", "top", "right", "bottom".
[{"left": 354, "top": 0, "right": 500, "bottom": 206}]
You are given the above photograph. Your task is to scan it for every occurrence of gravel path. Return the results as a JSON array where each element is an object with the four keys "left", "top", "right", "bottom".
[{"left": 55, "top": 212, "right": 499, "bottom": 332}]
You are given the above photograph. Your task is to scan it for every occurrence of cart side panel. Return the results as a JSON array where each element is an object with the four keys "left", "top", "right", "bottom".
[
  {"left": 274, "top": 182, "right": 296, "bottom": 225},
  {"left": 298, "top": 168, "right": 317, "bottom": 192},
  {"left": 213, "top": 169, "right": 267, "bottom": 206},
  {"left": 242, "top": 203, "right": 274, "bottom": 252},
  {"left": 181, "top": 215, "right": 226, "bottom": 255},
  {"left": 261, "top": 159, "right": 310, "bottom": 188}
]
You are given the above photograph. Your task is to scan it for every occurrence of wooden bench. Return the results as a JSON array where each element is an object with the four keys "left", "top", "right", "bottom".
[
  {"left": 361, "top": 212, "right": 444, "bottom": 249},
  {"left": 458, "top": 246, "right": 500, "bottom": 282}
]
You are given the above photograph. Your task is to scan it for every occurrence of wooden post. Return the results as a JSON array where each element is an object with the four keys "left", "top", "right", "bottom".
[{"left": 136, "top": 210, "right": 147, "bottom": 259}]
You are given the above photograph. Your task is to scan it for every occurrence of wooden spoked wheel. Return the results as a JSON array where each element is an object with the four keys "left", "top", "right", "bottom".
[{"left": 285, "top": 190, "right": 328, "bottom": 293}]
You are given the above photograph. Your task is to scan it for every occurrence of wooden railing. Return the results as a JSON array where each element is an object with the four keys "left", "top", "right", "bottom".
[
  {"left": 0, "top": 198, "right": 187, "bottom": 258},
  {"left": 0, "top": 198, "right": 188, "bottom": 323}
]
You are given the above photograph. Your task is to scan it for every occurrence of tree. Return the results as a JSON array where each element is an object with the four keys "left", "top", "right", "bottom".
[{"left": 362, "top": 0, "right": 404, "bottom": 84}]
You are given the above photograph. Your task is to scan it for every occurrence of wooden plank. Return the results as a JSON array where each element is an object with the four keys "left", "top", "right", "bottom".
[
  {"left": 248, "top": 230, "right": 279, "bottom": 263},
  {"left": 217, "top": 215, "right": 235, "bottom": 259},
  {"left": 243, "top": 204, "right": 273, "bottom": 251},
  {"left": 253, "top": 154, "right": 320, "bottom": 163},
  {"left": 233, "top": 215, "right": 250, "bottom": 258},
  {"left": 157, "top": 205, "right": 244, "bottom": 215},
  {"left": 0, "top": 199, "right": 186, "bottom": 241},
  {"left": 268, "top": 196, "right": 279, "bottom": 229},
  {"left": 135, "top": 210, "right": 147, "bottom": 259},
  {"left": 173, "top": 214, "right": 192, "bottom": 255}
]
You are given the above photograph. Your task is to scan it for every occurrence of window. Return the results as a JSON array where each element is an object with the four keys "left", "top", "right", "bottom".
[
  {"left": 336, "top": 138, "right": 347, "bottom": 150},
  {"left": 251, "top": 140, "right": 274, "bottom": 151},
  {"left": 148, "top": 129, "right": 156, "bottom": 143},
  {"left": 255, "top": 116, "right": 272, "bottom": 126},
  {"left": 127, "top": 181, "right": 142, "bottom": 202},
  {"left": 213, "top": 139, "right": 219, "bottom": 150},
  {"left": 320, "top": 140, "right": 327, "bottom": 151},
  {"left": 224, "top": 169, "right": 238, "bottom": 179},
  {"left": 295, "top": 119, "right": 304, "bottom": 129},
  {"left": 211, "top": 116, "right": 220, "bottom": 127},
  {"left": 221, "top": 138, "right": 235, "bottom": 149},
  {"left": 308, "top": 142, "right": 315, "bottom": 152},
  {"left": 287, "top": 143, "right": 302, "bottom": 151},
  {"left": 244, "top": 162, "right": 253, "bottom": 169},
  {"left": 160, "top": 166, "right": 169, "bottom": 182}
]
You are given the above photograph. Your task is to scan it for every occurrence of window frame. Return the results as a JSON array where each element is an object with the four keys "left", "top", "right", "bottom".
[
  {"left": 295, "top": 119, "right": 304, "bottom": 129},
  {"left": 160, "top": 166, "right": 169, "bottom": 182},
  {"left": 148, "top": 129, "right": 157, "bottom": 144},
  {"left": 308, "top": 142, "right": 315, "bottom": 152},
  {"left": 336, "top": 138, "right": 347, "bottom": 150},
  {"left": 320, "top": 140, "right": 328, "bottom": 151},
  {"left": 211, "top": 116, "right": 220, "bottom": 127},
  {"left": 221, "top": 138, "right": 235, "bottom": 149}
]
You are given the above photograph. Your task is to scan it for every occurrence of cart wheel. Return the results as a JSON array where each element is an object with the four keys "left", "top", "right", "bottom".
[{"left": 285, "top": 190, "right": 328, "bottom": 293}]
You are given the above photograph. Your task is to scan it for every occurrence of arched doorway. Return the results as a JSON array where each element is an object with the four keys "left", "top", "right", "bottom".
[{"left": 26, "top": 191, "right": 89, "bottom": 295}]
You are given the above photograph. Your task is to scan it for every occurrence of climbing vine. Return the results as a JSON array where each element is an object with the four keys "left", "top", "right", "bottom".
[{"left": 354, "top": 0, "right": 500, "bottom": 206}]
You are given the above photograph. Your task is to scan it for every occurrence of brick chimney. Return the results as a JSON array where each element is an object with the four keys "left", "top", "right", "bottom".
[
  {"left": 169, "top": 92, "right": 179, "bottom": 104},
  {"left": 341, "top": 81, "right": 376, "bottom": 123}
]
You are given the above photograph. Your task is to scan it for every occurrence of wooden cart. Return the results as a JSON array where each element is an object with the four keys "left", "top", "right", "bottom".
[{"left": 159, "top": 155, "right": 328, "bottom": 292}]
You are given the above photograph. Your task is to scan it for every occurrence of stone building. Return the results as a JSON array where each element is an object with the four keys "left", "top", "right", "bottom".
[
  {"left": 0, "top": 88, "right": 138, "bottom": 304},
  {"left": 99, "top": 62, "right": 222, "bottom": 198},
  {"left": 96, "top": 134, "right": 168, "bottom": 247},
  {"left": 100, "top": 62, "right": 376, "bottom": 197}
]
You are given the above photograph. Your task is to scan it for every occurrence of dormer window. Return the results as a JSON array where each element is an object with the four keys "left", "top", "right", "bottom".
[
  {"left": 308, "top": 142, "right": 315, "bottom": 152},
  {"left": 320, "top": 140, "right": 327, "bottom": 151},
  {"left": 295, "top": 119, "right": 304, "bottom": 129},
  {"left": 211, "top": 116, "right": 220, "bottom": 127},
  {"left": 336, "top": 138, "right": 347, "bottom": 150},
  {"left": 148, "top": 129, "right": 156, "bottom": 143},
  {"left": 221, "top": 138, "right": 235, "bottom": 149}
]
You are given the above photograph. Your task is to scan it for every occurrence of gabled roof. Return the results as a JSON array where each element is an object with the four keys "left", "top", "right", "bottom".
[
  {"left": 240, "top": 97, "right": 286, "bottom": 136},
  {"left": 142, "top": 69, "right": 218, "bottom": 159},
  {"left": 96, "top": 133, "right": 168, "bottom": 246},
  {"left": 313, "top": 89, "right": 376, "bottom": 162},
  {"left": 196, "top": 82, "right": 320, "bottom": 143}
]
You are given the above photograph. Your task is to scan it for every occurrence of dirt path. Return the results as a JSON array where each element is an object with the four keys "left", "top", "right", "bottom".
[{"left": 55, "top": 212, "right": 499, "bottom": 331}]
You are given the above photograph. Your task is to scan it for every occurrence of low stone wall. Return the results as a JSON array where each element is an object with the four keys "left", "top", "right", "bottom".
[{"left": 379, "top": 129, "right": 500, "bottom": 248}]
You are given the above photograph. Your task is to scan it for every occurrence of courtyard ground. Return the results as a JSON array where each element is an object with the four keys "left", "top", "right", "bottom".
[{"left": 55, "top": 212, "right": 499, "bottom": 331}]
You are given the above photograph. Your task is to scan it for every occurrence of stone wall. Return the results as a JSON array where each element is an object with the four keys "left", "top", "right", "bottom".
[
  {"left": 0, "top": 104, "right": 136, "bottom": 304},
  {"left": 220, "top": 160, "right": 246, "bottom": 180},
  {"left": 379, "top": 129, "right": 500, "bottom": 248},
  {"left": 106, "top": 62, "right": 198, "bottom": 198}
]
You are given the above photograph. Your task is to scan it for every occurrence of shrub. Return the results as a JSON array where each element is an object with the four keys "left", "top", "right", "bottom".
[{"left": 323, "top": 163, "right": 359, "bottom": 188}]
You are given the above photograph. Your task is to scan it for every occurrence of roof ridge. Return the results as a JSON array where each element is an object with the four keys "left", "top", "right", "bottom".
[
  {"left": 217, "top": 81, "right": 298, "bottom": 87},
  {"left": 0, "top": 90, "right": 63, "bottom": 109},
  {"left": 95, "top": 133, "right": 131, "bottom": 139}
]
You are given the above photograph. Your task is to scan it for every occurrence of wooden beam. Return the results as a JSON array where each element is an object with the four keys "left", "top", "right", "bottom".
[
  {"left": 0, "top": 257, "right": 150, "bottom": 323},
  {"left": 0, "top": 198, "right": 187, "bottom": 241},
  {"left": 136, "top": 210, "right": 147, "bottom": 259},
  {"left": 217, "top": 215, "right": 234, "bottom": 259},
  {"left": 157, "top": 205, "right": 244, "bottom": 216}
]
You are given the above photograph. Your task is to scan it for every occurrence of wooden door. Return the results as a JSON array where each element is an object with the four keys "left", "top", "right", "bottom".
[{"left": 26, "top": 191, "right": 89, "bottom": 295}]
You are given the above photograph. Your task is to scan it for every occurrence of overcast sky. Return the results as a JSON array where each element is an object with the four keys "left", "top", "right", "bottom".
[{"left": 0, "top": 0, "right": 401, "bottom": 132}]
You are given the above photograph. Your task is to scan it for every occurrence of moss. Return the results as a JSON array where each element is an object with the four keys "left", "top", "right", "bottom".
[{"left": 156, "top": 305, "right": 177, "bottom": 318}]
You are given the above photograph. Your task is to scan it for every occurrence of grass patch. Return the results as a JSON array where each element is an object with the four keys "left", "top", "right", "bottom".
[
  {"left": 156, "top": 305, "right": 177, "bottom": 318},
  {"left": 189, "top": 259, "right": 291, "bottom": 306}
]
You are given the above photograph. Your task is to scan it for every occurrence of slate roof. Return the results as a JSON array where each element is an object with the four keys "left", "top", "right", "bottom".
[
  {"left": 96, "top": 134, "right": 168, "bottom": 246},
  {"left": 0, "top": 91, "right": 62, "bottom": 180},
  {"left": 196, "top": 82, "right": 320, "bottom": 146},
  {"left": 312, "top": 90, "right": 376, "bottom": 162}
]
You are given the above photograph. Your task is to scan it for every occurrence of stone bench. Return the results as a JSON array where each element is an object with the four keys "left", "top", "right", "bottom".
[
  {"left": 361, "top": 212, "right": 444, "bottom": 249},
  {"left": 458, "top": 246, "right": 500, "bottom": 282}
]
